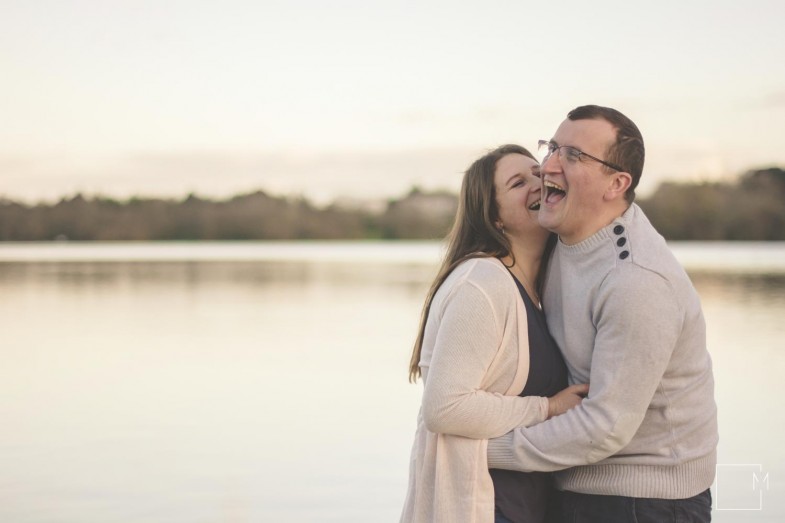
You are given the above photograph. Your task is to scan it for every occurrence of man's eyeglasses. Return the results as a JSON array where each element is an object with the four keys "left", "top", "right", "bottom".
[{"left": 538, "top": 140, "right": 623, "bottom": 172}]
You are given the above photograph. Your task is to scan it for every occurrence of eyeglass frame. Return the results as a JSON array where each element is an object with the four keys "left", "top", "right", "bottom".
[{"left": 537, "top": 139, "right": 624, "bottom": 173}]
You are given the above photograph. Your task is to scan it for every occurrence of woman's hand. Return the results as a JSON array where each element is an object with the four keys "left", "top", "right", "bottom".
[{"left": 547, "top": 383, "right": 589, "bottom": 419}]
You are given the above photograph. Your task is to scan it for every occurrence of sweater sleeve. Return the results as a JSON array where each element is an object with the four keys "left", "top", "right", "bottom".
[
  {"left": 421, "top": 278, "right": 549, "bottom": 439},
  {"left": 488, "top": 267, "right": 683, "bottom": 471}
]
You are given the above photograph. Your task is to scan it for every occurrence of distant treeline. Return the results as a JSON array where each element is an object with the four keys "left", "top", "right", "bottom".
[
  {"left": 1, "top": 167, "right": 783, "bottom": 241},
  {"left": 639, "top": 167, "right": 785, "bottom": 240},
  {"left": 0, "top": 188, "right": 457, "bottom": 241}
]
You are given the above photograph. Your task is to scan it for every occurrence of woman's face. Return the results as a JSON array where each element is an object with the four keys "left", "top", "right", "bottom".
[{"left": 493, "top": 153, "right": 547, "bottom": 242}]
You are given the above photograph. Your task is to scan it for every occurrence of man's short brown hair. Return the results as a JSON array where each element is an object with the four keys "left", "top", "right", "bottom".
[{"left": 568, "top": 105, "right": 645, "bottom": 203}]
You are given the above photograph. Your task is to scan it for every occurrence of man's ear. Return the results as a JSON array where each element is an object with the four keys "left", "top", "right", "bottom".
[{"left": 604, "top": 171, "right": 632, "bottom": 201}]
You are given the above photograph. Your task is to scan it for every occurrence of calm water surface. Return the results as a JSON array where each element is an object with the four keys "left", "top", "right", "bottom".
[{"left": 1, "top": 242, "right": 783, "bottom": 522}]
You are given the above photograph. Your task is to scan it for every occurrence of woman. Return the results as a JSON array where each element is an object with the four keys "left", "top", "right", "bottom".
[{"left": 400, "top": 145, "right": 587, "bottom": 523}]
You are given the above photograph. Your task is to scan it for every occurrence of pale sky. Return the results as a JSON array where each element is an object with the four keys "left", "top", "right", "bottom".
[{"left": 2, "top": 0, "right": 784, "bottom": 204}]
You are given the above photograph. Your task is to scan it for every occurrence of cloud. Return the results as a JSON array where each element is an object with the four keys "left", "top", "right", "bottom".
[
  {"left": 734, "top": 89, "right": 785, "bottom": 109},
  {"left": 0, "top": 147, "right": 487, "bottom": 205},
  {"left": 760, "top": 90, "right": 785, "bottom": 108}
]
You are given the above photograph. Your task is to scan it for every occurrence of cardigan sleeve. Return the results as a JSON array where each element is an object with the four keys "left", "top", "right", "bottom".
[{"left": 421, "top": 278, "right": 549, "bottom": 439}]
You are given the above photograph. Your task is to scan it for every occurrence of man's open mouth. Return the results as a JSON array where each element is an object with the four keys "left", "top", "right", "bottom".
[
  {"left": 528, "top": 199, "right": 541, "bottom": 211},
  {"left": 544, "top": 180, "right": 567, "bottom": 204}
]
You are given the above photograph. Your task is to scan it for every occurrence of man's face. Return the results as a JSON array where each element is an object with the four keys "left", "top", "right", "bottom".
[{"left": 538, "top": 117, "right": 618, "bottom": 245}]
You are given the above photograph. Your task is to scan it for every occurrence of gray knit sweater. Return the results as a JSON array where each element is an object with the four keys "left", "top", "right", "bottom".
[{"left": 487, "top": 204, "right": 718, "bottom": 499}]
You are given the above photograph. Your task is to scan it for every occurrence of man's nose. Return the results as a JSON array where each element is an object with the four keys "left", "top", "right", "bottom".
[{"left": 541, "top": 151, "right": 561, "bottom": 174}]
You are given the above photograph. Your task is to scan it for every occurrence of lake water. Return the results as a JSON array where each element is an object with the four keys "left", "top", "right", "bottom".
[{"left": 1, "top": 241, "right": 784, "bottom": 522}]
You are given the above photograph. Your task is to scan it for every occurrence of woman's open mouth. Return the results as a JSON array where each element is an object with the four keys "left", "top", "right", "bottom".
[{"left": 528, "top": 199, "right": 541, "bottom": 211}]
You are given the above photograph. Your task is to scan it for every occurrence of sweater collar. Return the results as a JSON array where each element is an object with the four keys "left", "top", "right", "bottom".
[{"left": 558, "top": 204, "right": 638, "bottom": 255}]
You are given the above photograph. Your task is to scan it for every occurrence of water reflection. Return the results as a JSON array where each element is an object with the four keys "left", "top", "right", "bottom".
[
  {"left": 692, "top": 272, "right": 785, "bottom": 305},
  {"left": 0, "top": 251, "right": 783, "bottom": 522},
  {"left": 0, "top": 261, "right": 436, "bottom": 295}
]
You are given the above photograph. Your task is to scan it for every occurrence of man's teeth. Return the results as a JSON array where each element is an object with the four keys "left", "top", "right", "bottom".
[
  {"left": 544, "top": 180, "right": 567, "bottom": 204},
  {"left": 544, "top": 180, "right": 565, "bottom": 192}
]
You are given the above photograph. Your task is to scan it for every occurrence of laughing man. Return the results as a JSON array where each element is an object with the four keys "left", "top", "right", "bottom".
[{"left": 488, "top": 105, "right": 718, "bottom": 522}]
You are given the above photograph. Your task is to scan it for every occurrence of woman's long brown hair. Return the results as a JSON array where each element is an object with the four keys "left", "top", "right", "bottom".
[{"left": 408, "top": 144, "right": 556, "bottom": 382}]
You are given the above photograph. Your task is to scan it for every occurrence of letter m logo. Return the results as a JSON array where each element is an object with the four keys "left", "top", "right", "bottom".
[{"left": 753, "top": 471, "right": 770, "bottom": 491}]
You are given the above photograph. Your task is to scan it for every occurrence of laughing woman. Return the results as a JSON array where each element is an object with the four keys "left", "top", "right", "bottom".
[{"left": 400, "top": 145, "right": 587, "bottom": 523}]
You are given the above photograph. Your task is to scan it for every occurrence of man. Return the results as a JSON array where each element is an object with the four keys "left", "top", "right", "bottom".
[{"left": 487, "top": 105, "right": 718, "bottom": 522}]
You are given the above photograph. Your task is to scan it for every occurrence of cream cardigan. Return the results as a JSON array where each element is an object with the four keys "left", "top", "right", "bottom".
[{"left": 400, "top": 257, "right": 549, "bottom": 523}]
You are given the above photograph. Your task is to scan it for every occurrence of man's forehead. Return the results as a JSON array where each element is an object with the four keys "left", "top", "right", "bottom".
[{"left": 553, "top": 117, "right": 617, "bottom": 148}]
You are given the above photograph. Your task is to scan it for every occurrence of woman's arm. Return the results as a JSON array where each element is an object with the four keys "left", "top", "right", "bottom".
[{"left": 421, "top": 279, "right": 553, "bottom": 439}]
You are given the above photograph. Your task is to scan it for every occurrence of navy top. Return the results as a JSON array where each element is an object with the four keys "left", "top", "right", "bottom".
[{"left": 489, "top": 272, "right": 568, "bottom": 523}]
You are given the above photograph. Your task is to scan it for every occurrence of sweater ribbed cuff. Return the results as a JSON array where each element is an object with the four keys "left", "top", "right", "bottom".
[{"left": 486, "top": 432, "right": 518, "bottom": 470}]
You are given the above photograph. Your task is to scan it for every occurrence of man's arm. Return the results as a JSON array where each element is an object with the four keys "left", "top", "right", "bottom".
[{"left": 487, "top": 268, "right": 683, "bottom": 471}]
